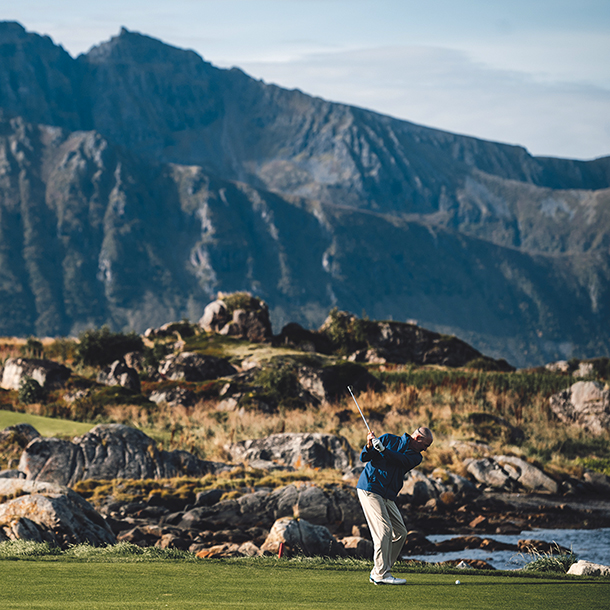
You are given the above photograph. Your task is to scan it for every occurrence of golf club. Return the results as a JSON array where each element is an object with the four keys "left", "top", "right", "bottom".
[{"left": 347, "top": 385, "right": 372, "bottom": 434}]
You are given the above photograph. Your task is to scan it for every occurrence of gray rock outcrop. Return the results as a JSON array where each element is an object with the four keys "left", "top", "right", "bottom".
[
  {"left": 149, "top": 386, "right": 196, "bottom": 408},
  {"left": 158, "top": 352, "right": 237, "bottom": 381},
  {"left": 261, "top": 517, "right": 346, "bottom": 557},
  {"left": 465, "top": 456, "right": 558, "bottom": 493},
  {"left": 18, "top": 424, "right": 230, "bottom": 486},
  {"left": 97, "top": 358, "right": 141, "bottom": 392},
  {"left": 0, "top": 479, "right": 116, "bottom": 548},
  {"left": 1, "top": 357, "right": 71, "bottom": 391},
  {"left": 549, "top": 381, "right": 610, "bottom": 433},
  {"left": 178, "top": 483, "right": 362, "bottom": 534},
  {"left": 399, "top": 468, "right": 478, "bottom": 505},
  {"left": 199, "top": 295, "right": 273, "bottom": 342},
  {"left": 227, "top": 433, "right": 359, "bottom": 471}
]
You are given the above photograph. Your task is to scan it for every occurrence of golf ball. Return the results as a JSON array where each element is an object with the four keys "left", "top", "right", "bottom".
[{"left": 455, "top": 580, "right": 461, "bottom": 585}]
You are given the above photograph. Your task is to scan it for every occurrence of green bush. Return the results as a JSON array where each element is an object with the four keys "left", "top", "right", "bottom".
[
  {"left": 74, "top": 327, "right": 144, "bottom": 367},
  {"left": 253, "top": 362, "right": 304, "bottom": 409},
  {"left": 522, "top": 549, "right": 576, "bottom": 573},
  {"left": 18, "top": 376, "right": 45, "bottom": 404}
]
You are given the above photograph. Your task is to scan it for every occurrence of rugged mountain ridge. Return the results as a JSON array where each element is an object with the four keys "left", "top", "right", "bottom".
[{"left": 0, "top": 21, "right": 609, "bottom": 366}]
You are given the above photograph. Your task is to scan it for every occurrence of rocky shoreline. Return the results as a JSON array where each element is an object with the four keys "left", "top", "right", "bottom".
[{"left": 2, "top": 422, "right": 609, "bottom": 566}]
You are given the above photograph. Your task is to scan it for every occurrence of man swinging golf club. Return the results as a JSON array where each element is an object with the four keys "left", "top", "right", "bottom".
[{"left": 349, "top": 386, "right": 433, "bottom": 585}]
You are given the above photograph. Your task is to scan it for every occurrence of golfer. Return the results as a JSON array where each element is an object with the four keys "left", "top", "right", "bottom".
[{"left": 357, "top": 426, "right": 433, "bottom": 585}]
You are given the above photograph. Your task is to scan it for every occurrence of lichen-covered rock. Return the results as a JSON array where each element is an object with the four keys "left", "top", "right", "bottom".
[
  {"left": 495, "top": 456, "right": 558, "bottom": 493},
  {"left": 97, "top": 358, "right": 141, "bottom": 392},
  {"left": 1, "top": 357, "right": 71, "bottom": 390},
  {"left": 261, "top": 517, "right": 346, "bottom": 557},
  {"left": 465, "top": 456, "right": 558, "bottom": 493},
  {"left": 227, "top": 432, "right": 358, "bottom": 471},
  {"left": 19, "top": 424, "right": 231, "bottom": 486},
  {"left": 199, "top": 294, "right": 273, "bottom": 342},
  {"left": 549, "top": 381, "right": 610, "bottom": 433},
  {"left": 0, "top": 479, "right": 115, "bottom": 548},
  {"left": 158, "top": 352, "right": 236, "bottom": 381}
]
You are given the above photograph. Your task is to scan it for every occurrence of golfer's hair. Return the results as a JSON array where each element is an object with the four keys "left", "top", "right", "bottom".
[{"left": 413, "top": 426, "right": 433, "bottom": 441}]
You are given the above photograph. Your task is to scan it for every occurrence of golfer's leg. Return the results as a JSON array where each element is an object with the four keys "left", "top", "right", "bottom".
[
  {"left": 357, "top": 489, "right": 392, "bottom": 579},
  {"left": 386, "top": 500, "right": 408, "bottom": 566}
]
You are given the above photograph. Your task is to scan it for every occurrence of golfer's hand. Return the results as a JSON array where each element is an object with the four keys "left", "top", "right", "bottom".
[
  {"left": 372, "top": 437, "right": 385, "bottom": 453},
  {"left": 366, "top": 431, "right": 376, "bottom": 450}
]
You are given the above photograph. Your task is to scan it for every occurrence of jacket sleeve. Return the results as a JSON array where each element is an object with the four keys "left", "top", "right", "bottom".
[
  {"left": 381, "top": 448, "right": 422, "bottom": 471},
  {"left": 360, "top": 445, "right": 375, "bottom": 463}
]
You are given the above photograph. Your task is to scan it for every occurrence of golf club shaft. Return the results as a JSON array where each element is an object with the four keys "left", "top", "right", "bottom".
[{"left": 347, "top": 386, "right": 372, "bottom": 433}]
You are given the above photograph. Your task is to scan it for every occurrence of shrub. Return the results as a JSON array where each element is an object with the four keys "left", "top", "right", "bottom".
[
  {"left": 321, "top": 308, "right": 374, "bottom": 356},
  {"left": 221, "top": 292, "right": 265, "bottom": 315},
  {"left": 18, "top": 376, "right": 45, "bottom": 404},
  {"left": 74, "top": 326, "right": 144, "bottom": 366},
  {"left": 19, "top": 337, "right": 44, "bottom": 358},
  {"left": 522, "top": 548, "right": 576, "bottom": 573},
  {"left": 45, "top": 338, "right": 76, "bottom": 363},
  {"left": 253, "top": 362, "right": 304, "bottom": 410}
]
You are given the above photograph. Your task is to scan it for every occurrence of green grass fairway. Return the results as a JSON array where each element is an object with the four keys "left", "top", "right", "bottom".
[
  {"left": 0, "top": 409, "right": 95, "bottom": 438},
  {"left": 0, "top": 561, "right": 608, "bottom": 610}
]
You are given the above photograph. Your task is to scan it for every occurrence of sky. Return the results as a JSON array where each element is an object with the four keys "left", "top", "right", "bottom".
[{"left": 3, "top": 0, "right": 610, "bottom": 160}]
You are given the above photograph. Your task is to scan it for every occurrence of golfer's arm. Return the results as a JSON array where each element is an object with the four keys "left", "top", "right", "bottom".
[
  {"left": 381, "top": 448, "right": 422, "bottom": 470},
  {"left": 359, "top": 447, "right": 375, "bottom": 462}
]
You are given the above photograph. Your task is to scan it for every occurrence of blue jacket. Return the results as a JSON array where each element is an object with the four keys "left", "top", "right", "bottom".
[{"left": 356, "top": 433, "right": 422, "bottom": 501}]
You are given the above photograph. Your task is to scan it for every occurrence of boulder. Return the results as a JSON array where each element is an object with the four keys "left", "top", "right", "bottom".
[
  {"left": 465, "top": 457, "right": 515, "bottom": 490},
  {"left": 199, "top": 294, "right": 273, "bottom": 342},
  {"left": 549, "top": 381, "right": 610, "bottom": 433},
  {"left": 227, "top": 432, "right": 358, "bottom": 471},
  {"left": 567, "top": 560, "right": 610, "bottom": 576},
  {"left": 149, "top": 386, "right": 196, "bottom": 408},
  {"left": 319, "top": 313, "right": 513, "bottom": 369},
  {"left": 275, "top": 322, "right": 333, "bottom": 354},
  {"left": 261, "top": 517, "right": 346, "bottom": 557},
  {"left": 1, "top": 357, "right": 71, "bottom": 391},
  {"left": 296, "top": 363, "right": 382, "bottom": 403},
  {"left": 97, "top": 358, "right": 141, "bottom": 392},
  {"left": 340, "top": 536, "right": 373, "bottom": 559},
  {"left": 399, "top": 468, "right": 478, "bottom": 504},
  {"left": 0, "top": 423, "right": 41, "bottom": 446},
  {"left": 19, "top": 424, "right": 231, "bottom": 486},
  {"left": 400, "top": 469, "right": 439, "bottom": 504},
  {"left": 495, "top": 456, "right": 558, "bottom": 494},
  {"left": 158, "top": 352, "right": 237, "bottom": 381},
  {"left": 177, "top": 483, "right": 363, "bottom": 536},
  {"left": 466, "top": 456, "right": 558, "bottom": 493},
  {"left": 582, "top": 471, "right": 610, "bottom": 495},
  {"left": 0, "top": 479, "right": 115, "bottom": 548}
]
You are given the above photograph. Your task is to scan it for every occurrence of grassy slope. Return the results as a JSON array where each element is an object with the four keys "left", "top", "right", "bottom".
[
  {"left": 0, "top": 560, "right": 608, "bottom": 610},
  {"left": 0, "top": 409, "right": 95, "bottom": 438}
]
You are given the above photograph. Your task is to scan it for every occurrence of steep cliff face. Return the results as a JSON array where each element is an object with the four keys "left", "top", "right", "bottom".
[{"left": 0, "top": 22, "right": 609, "bottom": 366}]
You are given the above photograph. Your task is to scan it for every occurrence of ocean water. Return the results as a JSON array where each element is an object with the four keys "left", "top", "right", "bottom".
[{"left": 403, "top": 528, "right": 610, "bottom": 570}]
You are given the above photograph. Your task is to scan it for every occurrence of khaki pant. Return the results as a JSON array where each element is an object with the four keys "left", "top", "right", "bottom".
[{"left": 357, "top": 488, "right": 408, "bottom": 580}]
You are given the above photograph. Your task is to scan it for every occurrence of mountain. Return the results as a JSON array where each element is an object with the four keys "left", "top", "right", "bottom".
[{"left": 0, "top": 21, "right": 609, "bottom": 367}]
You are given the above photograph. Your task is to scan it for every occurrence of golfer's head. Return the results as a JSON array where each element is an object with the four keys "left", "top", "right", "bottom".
[{"left": 411, "top": 427, "right": 433, "bottom": 452}]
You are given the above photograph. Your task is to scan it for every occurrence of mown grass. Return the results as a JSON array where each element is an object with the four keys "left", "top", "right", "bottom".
[{"left": 0, "top": 542, "right": 608, "bottom": 610}]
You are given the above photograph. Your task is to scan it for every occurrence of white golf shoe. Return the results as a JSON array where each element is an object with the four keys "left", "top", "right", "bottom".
[{"left": 369, "top": 574, "right": 406, "bottom": 585}]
